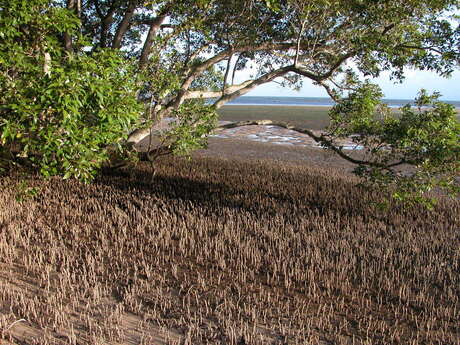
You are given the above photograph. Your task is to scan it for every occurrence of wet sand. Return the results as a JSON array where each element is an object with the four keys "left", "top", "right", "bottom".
[
  {"left": 194, "top": 137, "right": 360, "bottom": 173},
  {"left": 137, "top": 104, "right": 459, "bottom": 172},
  {"left": 217, "top": 105, "right": 331, "bottom": 130}
]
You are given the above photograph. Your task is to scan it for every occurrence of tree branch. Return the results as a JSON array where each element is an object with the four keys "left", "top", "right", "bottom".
[
  {"left": 91, "top": 0, "right": 103, "bottom": 18},
  {"left": 184, "top": 80, "right": 254, "bottom": 100},
  {"left": 138, "top": 10, "right": 169, "bottom": 70},
  {"left": 63, "top": 0, "right": 80, "bottom": 52},
  {"left": 294, "top": 20, "right": 308, "bottom": 67},
  {"left": 101, "top": 4, "right": 118, "bottom": 48},
  {"left": 212, "top": 66, "right": 295, "bottom": 108},
  {"left": 231, "top": 53, "right": 242, "bottom": 85},
  {"left": 132, "top": 19, "right": 175, "bottom": 30},
  {"left": 317, "top": 81, "right": 341, "bottom": 102},
  {"left": 165, "top": 41, "right": 327, "bottom": 111},
  {"left": 127, "top": 120, "right": 407, "bottom": 170},
  {"left": 293, "top": 51, "right": 356, "bottom": 80},
  {"left": 215, "top": 120, "right": 405, "bottom": 169},
  {"left": 112, "top": 0, "right": 137, "bottom": 49},
  {"left": 222, "top": 55, "right": 233, "bottom": 95},
  {"left": 397, "top": 44, "right": 444, "bottom": 55},
  {"left": 166, "top": 49, "right": 354, "bottom": 117},
  {"left": 182, "top": 40, "right": 330, "bottom": 89}
]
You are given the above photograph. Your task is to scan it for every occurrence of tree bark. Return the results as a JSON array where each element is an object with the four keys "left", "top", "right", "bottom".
[
  {"left": 127, "top": 63, "right": 324, "bottom": 145},
  {"left": 212, "top": 66, "right": 295, "bottom": 109},
  {"left": 93, "top": 0, "right": 118, "bottom": 48},
  {"left": 63, "top": 0, "right": 80, "bottom": 52},
  {"left": 112, "top": 1, "right": 137, "bottom": 49},
  {"left": 138, "top": 12, "right": 168, "bottom": 70},
  {"left": 184, "top": 81, "right": 253, "bottom": 100},
  {"left": 163, "top": 40, "right": 331, "bottom": 112},
  {"left": 128, "top": 44, "right": 356, "bottom": 145}
]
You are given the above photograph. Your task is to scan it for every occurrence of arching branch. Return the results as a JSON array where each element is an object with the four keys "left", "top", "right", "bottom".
[
  {"left": 212, "top": 66, "right": 295, "bottom": 109},
  {"left": 215, "top": 120, "right": 406, "bottom": 169}
]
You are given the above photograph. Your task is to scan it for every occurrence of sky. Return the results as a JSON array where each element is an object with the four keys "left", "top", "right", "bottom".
[{"left": 245, "top": 70, "right": 460, "bottom": 101}]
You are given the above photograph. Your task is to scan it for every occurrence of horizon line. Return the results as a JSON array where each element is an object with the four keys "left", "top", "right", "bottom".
[{"left": 232, "top": 95, "right": 460, "bottom": 102}]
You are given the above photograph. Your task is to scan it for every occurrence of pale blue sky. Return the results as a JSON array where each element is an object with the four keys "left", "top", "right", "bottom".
[{"left": 246, "top": 70, "right": 460, "bottom": 101}]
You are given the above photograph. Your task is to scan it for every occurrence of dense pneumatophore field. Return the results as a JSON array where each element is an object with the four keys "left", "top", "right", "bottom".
[{"left": 0, "top": 156, "right": 459, "bottom": 344}]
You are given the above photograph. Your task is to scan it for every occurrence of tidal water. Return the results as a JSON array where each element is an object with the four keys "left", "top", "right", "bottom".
[{"left": 222, "top": 96, "right": 460, "bottom": 108}]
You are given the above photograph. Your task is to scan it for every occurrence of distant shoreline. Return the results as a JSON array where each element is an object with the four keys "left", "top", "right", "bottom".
[
  {"left": 223, "top": 103, "right": 333, "bottom": 108},
  {"left": 218, "top": 96, "right": 460, "bottom": 109},
  {"left": 222, "top": 103, "right": 460, "bottom": 112}
]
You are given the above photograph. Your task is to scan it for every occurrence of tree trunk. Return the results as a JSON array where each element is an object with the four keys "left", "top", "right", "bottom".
[
  {"left": 112, "top": 1, "right": 137, "bottom": 49},
  {"left": 63, "top": 0, "right": 80, "bottom": 51},
  {"left": 138, "top": 13, "right": 168, "bottom": 70}
]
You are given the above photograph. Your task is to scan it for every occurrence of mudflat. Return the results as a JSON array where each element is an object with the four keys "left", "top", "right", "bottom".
[
  {"left": 218, "top": 104, "right": 460, "bottom": 126},
  {"left": 218, "top": 105, "right": 332, "bottom": 130},
  {"left": 1, "top": 105, "right": 459, "bottom": 345},
  {"left": 1, "top": 155, "right": 459, "bottom": 345}
]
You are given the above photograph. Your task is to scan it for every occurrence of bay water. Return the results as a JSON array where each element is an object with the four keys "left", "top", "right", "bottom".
[{"left": 222, "top": 96, "right": 460, "bottom": 108}]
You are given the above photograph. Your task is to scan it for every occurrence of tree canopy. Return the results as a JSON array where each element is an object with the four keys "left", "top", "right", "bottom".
[{"left": 1, "top": 0, "right": 459, "bottom": 205}]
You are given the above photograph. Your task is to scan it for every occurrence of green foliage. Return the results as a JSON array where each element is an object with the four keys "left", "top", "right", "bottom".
[
  {"left": 14, "top": 181, "right": 40, "bottom": 203},
  {"left": 139, "top": 40, "right": 222, "bottom": 158},
  {"left": 164, "top": 101, "right": 218, "bottom": 156},
  {"left": 0, "top": 0, "right": 142, "bottom": 182},
  {"left": 329, "top": 87, "right": 459, "bottom": 206},
  {"left": 264, "top": 0, "right": 281, "bottom": 12},
  {"left": 0, "top": 0, "right": 459, "bottom": 209}
]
